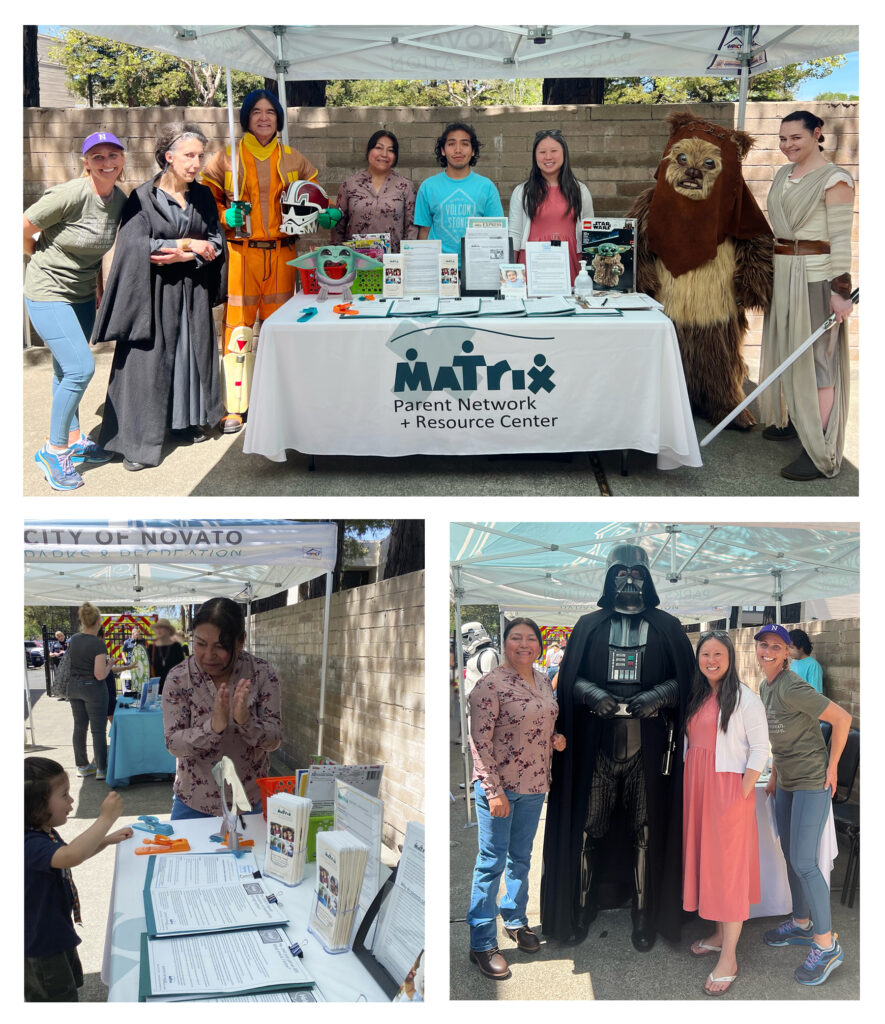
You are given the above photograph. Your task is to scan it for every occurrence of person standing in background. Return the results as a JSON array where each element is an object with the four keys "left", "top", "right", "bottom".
[{"left": 788, "top": 629, "right": 823, "bottom": 694}]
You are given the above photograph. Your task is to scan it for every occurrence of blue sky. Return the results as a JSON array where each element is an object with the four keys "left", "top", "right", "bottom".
[{"left": 796, "top": 51, "right": 858, "bottom": 98}]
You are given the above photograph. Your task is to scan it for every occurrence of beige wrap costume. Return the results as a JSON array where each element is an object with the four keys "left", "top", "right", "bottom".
[{"left": 759, "top": 163, "right": 854, "bottom": 477}]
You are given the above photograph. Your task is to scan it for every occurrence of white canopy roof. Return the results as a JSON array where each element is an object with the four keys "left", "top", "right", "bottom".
[
  {"left": 451, "top": 522, "right": 859, "bottom": 624},
  {"left": 25, "top": 520, "right": 338, "bottom": 606},
  {"left": 80, "top": 25, "right": 858, "bottom": 81}
]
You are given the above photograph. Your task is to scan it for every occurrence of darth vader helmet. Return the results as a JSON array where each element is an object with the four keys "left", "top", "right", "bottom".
[
  {"left": 599, "top": 543, "right": 660, "bottom": 613},
  {"left": 280, "top": 179, "right": 330, "bottom": 235}
]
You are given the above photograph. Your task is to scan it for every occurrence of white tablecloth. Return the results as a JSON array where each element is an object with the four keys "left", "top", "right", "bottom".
[
  {"left": 102, "top": 815, "right": 390, "bottom": 1002},
  {"left": 750, "top": 785, "right": 838, "bottom": 919},
  {"left": 243, "top": 295, "right": 702, "bottom": 470}
]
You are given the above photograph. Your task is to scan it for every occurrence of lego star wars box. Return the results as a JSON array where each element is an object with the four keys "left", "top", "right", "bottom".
[{"left": 580, "top": 218, "right": 637, "bottom": 294}]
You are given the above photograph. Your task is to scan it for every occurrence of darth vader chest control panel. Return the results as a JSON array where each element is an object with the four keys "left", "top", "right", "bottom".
[{"left": 608, "top": 616, "right": 649, "bottom": 715}]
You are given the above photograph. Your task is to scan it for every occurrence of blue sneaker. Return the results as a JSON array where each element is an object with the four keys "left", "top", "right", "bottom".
[
  {"left": 34, "top": 446, "right": 84, "bottom": 490},
  {"left": 68, "top": 435, "right": 113, "bottom": 464},
  {"left": 795, "top": 936, "right": 843, "bottom": 986},
  {"left": 763, "top": 918, "right": 815, "bottom": 946}
]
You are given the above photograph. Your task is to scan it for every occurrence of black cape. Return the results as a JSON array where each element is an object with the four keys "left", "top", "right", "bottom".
[
  {"left": 93, "top": 179, "right": 225, "bottom": 466},
  {"left": 540, "top": 607, "right": 695, "bottom": 943}
]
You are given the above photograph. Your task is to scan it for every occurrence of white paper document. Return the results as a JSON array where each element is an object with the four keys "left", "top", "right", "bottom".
[
  {"left": 400, "top": 239, "right": 442, "bottom": 295},
  {"left": 463, "top": 227, "right": 510, "bottom": 292},
  {"left": 305, "top": 764, "right": 384, "bottom": 813},
  {"left": 148, "top": 852, "right": 259, "bottom": 888},
  {"left": 478, "top": 298, "right": 526, "bottom": 317},
  {"left": 437, "top": 297, "right": 481, "bottom": 316},
  {"left": 525, "top": 241, "right": 571, "bottom": 296},
  {"left": 523, "top": 296, "right": 576, "bottom": 316},
  {"left": 334, "top": 781, "right": 383, "bottom": 914},
  {"left": 143, "top": 926, "right": 313, "bottom": 1000},
  {"left": 389, "top": 297, "right": 440, "bottom": 317},
  {"left": 371, "top": 822, "right": 425, "bottom": 986}
]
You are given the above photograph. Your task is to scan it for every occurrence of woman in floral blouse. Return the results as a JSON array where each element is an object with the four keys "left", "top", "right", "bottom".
[
  {"left": 331, "top": 130, "right": 417, "bottom": 252},
  {"left": 467, "top": 617, "right": 566, "bottom": 980},
  {"left": 162, "top": 597, "right": 281, "bottom": 819}
]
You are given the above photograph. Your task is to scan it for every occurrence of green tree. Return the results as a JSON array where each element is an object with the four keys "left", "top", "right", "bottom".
[
  {"left": 814, "top": 91, "right": 858, "bottom": 101},
  {"left": 449, "top": 604, "right": 501, "bottom": 642},
  {"left": 326, "top": 77, "right": 542, "bottom": 108},
  {"left": 50, "top": 30, "right": 263, "bottom": 107}
]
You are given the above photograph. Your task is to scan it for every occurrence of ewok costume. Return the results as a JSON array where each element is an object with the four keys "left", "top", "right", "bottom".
[
  {"left": 629, "top": 112, "right": 774, "bottom": 430},
  {"left": 540, "top": 544, "right": 694, "bottom": 951}
]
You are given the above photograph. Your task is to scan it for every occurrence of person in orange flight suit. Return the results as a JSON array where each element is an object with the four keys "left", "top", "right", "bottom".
[{"left": 202, "top": 89, "right": 338, "bottom": 433}]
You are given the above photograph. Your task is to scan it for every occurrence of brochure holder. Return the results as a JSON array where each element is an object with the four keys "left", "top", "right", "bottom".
[
  {"left": 352, "top": 864, "right": 401, "bottom": 999},
  {"left": 460, "top": 237, "right": 514, "bottom": 297},
  {"left": 308, "top": 893, "right": 359, "bottom": 954}
]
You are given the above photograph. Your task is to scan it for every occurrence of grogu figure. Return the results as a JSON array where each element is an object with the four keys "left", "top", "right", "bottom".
[
  {"left": 629, "top": 112, "right": 773, "bottom": 430},
  {"left": 288, "top": 245, "right": 382, "bottom": 302},
  {"left": 585, "top": 241, "right": 632, "bottom": 288}
]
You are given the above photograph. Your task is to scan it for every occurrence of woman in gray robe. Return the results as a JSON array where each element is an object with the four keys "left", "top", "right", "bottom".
[
  {"left": 758, "top": 111, "right": 855, "bottom": 481},
  {"left": 93, "top": 123, "right": 225, "bottom": 470}
]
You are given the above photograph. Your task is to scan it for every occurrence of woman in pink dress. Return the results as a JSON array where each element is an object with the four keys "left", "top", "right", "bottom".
[
  {"left": 682, "top": 630, "right": 769, "bottom": 995},
  {"left": 508, "top": 130, "right": 594, "bottom": 286}
]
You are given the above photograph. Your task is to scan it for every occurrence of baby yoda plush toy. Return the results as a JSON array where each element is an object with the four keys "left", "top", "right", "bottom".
[{"left": 288, "top": 245, "right": 383, "bottom": 302}]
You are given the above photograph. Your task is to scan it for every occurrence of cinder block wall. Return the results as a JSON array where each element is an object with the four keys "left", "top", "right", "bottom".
[
  {"left": 695, "top": 619, "right": 860, "bottom": 803},
  {"left": 24, "top": 101, "right": 859, "bottom": 363},
  {"left": 248, "top": 570, "right": 424, "bottom": 851}
]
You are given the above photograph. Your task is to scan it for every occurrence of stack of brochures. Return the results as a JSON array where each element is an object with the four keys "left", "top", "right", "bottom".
[
  {"left": 265, "top": 792, "right": 312, "bottom": 887},
  {"left": 309, "top": 831, "right": 370, "bottom": 953},
  {"left": 138, "top": 853, "right": 315, "bottom": 1001},
  {"left": 370, "top": 822, "right": 425, "bottom": 987}
]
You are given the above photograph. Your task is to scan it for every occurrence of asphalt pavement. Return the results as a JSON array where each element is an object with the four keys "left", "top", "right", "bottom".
[
  {"left": 449, "top": 736, "right": 859, "bottom": 1001},
  {"left": 23, "top": 342, "right": 858, "bottom": 497}
]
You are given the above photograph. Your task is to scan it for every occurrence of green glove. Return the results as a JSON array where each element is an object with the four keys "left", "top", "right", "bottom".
[
  {"left": 317, "top": 207, "right": 343, "bottom": 230},
  {"left": 224, "top": 203, "right": 251, "bottom": 228}
]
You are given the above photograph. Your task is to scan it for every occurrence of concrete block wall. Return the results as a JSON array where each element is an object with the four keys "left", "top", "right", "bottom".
[
  {"left": 248, "top": 570, "right": 424, "bottom": 851},
  {"left": 696, "top": 618, "right": 860, "bottom": 803},
  {"left": 24, "top": 101, "right": 859, "bottom": 363}
]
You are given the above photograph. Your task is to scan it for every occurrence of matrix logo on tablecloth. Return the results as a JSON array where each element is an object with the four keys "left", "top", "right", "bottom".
[{"left": 388, "top": 321, "right": 556, "bottom": 395}]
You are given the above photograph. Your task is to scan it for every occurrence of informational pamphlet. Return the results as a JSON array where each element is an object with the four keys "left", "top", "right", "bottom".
[
  {"left": 265, "top": 793, "right": 312, "bottom": 887},
  {"left": 437, "top": 297, "right": 481, "bottom": 317},
  {"left": 143, "top": 855, "right": 288, "bottom": 937},
  {"left": 523, "top": 296, "right": 575, "bottom": 317},
  {"left": 525, "top": 241, "right": 571, "bottom": 296},
  {"left": 462, "top": 223, "right": 511, "bottom": 294},
  {"left": 306, "top": 764, "right": 384, "bottom": 812},
  {"left": 499, "top": 263, "right": 527, "bottom": 299},
  {"left": 371, "top": 822, "right": 425, "bottom": 987},
  {"left": 389, "top": 297, "right": 439, "bottom": 317},
  {"left": 580, "top": 218, "right": 637, "bottom": 294},
  {"left": 334, "top": 781, "right": 383, "bottom": 914},
  {"left": 309, "top": 831, "right": 370, "bottom": 953},
  {"left": 477, "top": 297, "right": 526, "bottom": 317},
  {"left": 439, "top": 253, "right": 460, "bottom": 297},
  {"left": 140, "top": 926, "right": 314, "bottom": 1000},
  {"left": 382, "top": 254, "right": 404, "bottom": 299},
  {"left": 400, "top": 239, "right": 442, "bottom": 295}
]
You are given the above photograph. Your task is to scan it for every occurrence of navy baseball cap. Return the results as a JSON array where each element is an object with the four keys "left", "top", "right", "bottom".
[
  {"left": 82, "top": 131, "right": 124, "bottom": 154},
  {"left": 753, "top": 624, "right": 790, "bottom": 644}
]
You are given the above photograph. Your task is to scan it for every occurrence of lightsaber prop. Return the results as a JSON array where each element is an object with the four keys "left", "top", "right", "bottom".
[{"left": 700, "top": 288, "right": 858, "bottom": 447}]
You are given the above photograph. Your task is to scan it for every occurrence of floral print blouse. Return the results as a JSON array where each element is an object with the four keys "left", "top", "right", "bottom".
[
  {"left": 331, "top": 169, "right": 418, "bottom": 253},
  {"left": 162, "top": 650, "right": 282, "bottom": 814},
  {"left": 469, "top": 664, "right": 561, "bottom": 799}
]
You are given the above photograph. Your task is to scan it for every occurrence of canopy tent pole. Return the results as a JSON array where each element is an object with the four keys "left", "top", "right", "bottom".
[
  {"left": 274, "top": 25, "right": 290, "bottom": 148},
  {"left": 244, "top": 582, "right": 254, "bottom": 649},
  {"left": 316, "top": 570, "right": 333, "bottom": 757},
  {"left": 24, "top": 652, "right": 36, "bottom": 746},
  {"left": 736, "top": 24, "right": 753, "bottom": 129},
  {"left": 453, "top": 569, "right": 474, "bottom": 826},
  {"left": 771, "top": 568, "right": 784, "bottom": 622}
]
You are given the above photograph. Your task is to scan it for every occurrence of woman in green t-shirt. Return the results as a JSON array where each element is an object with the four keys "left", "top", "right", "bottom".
[
  {"left": 23, "top": 132, "right": 127, "bottom": 491},
  {"left": 755, "top": 624, "right": 852, "bottom": 987}
]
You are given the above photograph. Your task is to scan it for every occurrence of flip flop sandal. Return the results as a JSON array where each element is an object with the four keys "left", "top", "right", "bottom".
[
  {"left": 703, "top": 970, "right": 738, "bottom": 996},
  {"left": 690, "top": 940, "right": 722, "bottom": 958}
]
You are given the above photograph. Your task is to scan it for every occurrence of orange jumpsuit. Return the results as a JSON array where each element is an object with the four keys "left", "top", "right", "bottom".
[{"left": 202, "top": 132, "right": 317, "bottom": 347}]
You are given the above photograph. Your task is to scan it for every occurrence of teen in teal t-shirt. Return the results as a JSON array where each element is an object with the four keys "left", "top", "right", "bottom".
[{"left": 414, "top": 122, "right": 503, "bottom": 257}]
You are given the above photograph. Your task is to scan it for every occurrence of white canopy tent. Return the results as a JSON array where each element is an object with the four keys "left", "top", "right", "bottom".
[
  {"left": 24, "top": 520, "right": 339, "bottom": 751},
  {"left": 79, "top": 25, "right": 859, "bottom": 133},
  {"left": 450, "top": 521, "right": 859, "bottom": 821}
]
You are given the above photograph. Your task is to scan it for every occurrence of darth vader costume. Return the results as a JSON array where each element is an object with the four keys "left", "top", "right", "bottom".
[{"left": 540, "top": 544, "right": 693, "bottom": 951}]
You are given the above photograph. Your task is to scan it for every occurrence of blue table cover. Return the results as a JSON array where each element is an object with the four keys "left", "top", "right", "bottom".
[{"left": 106, "top": 704, "right": 176, "bottom": 787}]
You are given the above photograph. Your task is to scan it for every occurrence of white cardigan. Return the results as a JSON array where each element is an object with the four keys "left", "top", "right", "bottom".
[
  {"left": 683, "top": 684, "right": 770, "bottom": 774},
  {"left": 508, "top": 181, "right": 595, "bottom": 252}
]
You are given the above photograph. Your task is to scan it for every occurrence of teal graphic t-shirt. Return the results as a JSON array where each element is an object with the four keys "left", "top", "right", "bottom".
[{"left": 414, "top": 171, "right": 504, "bottom": 256}]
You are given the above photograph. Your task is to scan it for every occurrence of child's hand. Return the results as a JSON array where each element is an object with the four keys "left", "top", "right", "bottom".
[
  {"left": 99, "top": 790, "right": 124, "bottom": 823},
  {"left": 104, "top": 827, "right": 134, "bottom": 845}
]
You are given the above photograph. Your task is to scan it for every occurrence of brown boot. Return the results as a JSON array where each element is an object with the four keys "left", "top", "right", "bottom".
[
  {"left": 504, "top": 926, "right": 541, "bottom": 953},
  {"left": 469, "top": 947, "right": 511, "bottom": 979}
]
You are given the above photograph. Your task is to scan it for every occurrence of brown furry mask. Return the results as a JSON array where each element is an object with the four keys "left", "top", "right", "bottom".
[
  {"left": 647, "top": 112, "right": 771, "bottom": 276},
  {"left": 661, "top": 137, "right": 723, "bottom": 201}
]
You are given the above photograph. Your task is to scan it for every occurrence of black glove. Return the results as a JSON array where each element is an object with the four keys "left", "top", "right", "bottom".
[
  {"left": 574, "top": 677, "right": 619, "bottom": 718},
  {"left": 626, "top": 678, "right": 680, "bottom": 718}
]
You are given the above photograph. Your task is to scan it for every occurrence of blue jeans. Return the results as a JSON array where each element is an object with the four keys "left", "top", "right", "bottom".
[
  {"left": 467, "top": 782, "right": 546, "bottom": 951},
  {"left": 67, "top": 677, "right": 108, "bottom": 772},
  {"left": 775, "top": 785, "right": 833, "bottom": 934},
  {"left": 170, "top": 795, "right": 262, "bottom": 820},
  {"left": 25, "top": 298, "right": 96, "bottom": 447}
]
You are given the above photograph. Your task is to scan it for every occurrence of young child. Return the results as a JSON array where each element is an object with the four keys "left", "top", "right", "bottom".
[{"left": 24, "top": 757, "right": 133, "bottom": 1001}]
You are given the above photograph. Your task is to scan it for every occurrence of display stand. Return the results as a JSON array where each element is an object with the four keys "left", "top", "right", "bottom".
[
  {"left": 352, "top": 864, "right": 400, "bottom": 999},
  {"left": 460, "top": 237, "right": 514, "bottom": 296}
]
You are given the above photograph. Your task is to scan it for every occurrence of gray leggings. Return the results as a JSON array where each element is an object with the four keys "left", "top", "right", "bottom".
[
  {"left": 774, "top": 785, "right": 832, "bottom": 934},
  {"left": 67, "top": 677, "right": 108, "bottom": 771}
]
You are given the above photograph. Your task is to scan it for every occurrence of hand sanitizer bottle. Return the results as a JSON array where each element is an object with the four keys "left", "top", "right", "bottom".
[{"left": 573, "top": 260, "right": 593, "bottom": 300}]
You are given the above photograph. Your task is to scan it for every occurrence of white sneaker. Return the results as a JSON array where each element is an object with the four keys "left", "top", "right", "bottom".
[{"left": 76, "top": 764, "right": 96, "bottom": 777}]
